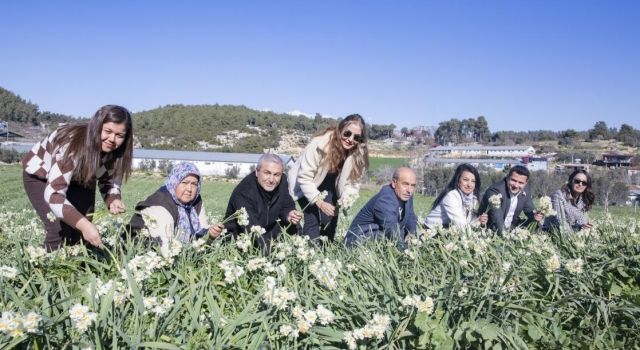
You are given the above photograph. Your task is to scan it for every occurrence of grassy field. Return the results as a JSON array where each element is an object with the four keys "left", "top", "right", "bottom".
[
  {"left": 1, "top": 164, "right": 639, "bottom": 349},
  {"left": 2, "top": 164, "right": 634, "bottom": 221},
  {"left": 367, "top": 157, "right": 409, "bottom": 172}
]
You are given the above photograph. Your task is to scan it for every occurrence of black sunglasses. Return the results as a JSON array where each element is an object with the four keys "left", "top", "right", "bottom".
[
  {"left": 342, "top": 130, "right": 364, "bottom": 143},
  {"left": 573, "top": 179, "right": 588, "bottom": 186}
]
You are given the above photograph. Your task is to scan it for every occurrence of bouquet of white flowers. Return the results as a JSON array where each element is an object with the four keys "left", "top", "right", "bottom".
[
  {"left": 537, "top": 196, "right": 556, "bottom": 217},
  {"left": 488, "top": 193, "right": 502, "bottom": 209}
]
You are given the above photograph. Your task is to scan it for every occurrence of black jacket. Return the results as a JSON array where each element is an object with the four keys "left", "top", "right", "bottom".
[
  {"left": 225, "top": 173, "right": 296, "bottom": 250},
  {"left": 478, "top": 178, "right": 536, "bottom": 234}
]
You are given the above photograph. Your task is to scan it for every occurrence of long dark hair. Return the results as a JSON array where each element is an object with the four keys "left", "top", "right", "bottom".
[
  {"left": 54, "top": 105, "right": 134, "bottom": 186},
  {"left": 432, "top": 163, "right": 481, "bottom": 209},
  {"left": 317, "top": 114, "right": 369, "bottom": 181},
  {"left": 561, "top": 169, "right": 595, "bottom": 211}
]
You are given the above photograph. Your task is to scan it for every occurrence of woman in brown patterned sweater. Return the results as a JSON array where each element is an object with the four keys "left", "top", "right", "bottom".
[{"left": 22, "top": 105, "right": 134, "bottom": 251}]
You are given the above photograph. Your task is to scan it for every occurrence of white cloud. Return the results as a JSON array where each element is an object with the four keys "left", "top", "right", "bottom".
[{"left": 286, "top": 110, "right": 312, "bottom": 117}]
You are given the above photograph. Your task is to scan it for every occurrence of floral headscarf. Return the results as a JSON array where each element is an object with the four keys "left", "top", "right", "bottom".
[{"left": 165, "top": 162, "right": 202, "bottom": 240}]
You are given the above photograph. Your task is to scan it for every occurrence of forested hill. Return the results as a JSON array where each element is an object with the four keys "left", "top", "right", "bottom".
[
  {"left": 0, "top": 86, "right": 396, "bottom": 152},
  {"left": 132, "top": 104, "right": 395, "bottom": 152},
  {"left": 0, "top": 87, "right": 76, "bottom": 126}
]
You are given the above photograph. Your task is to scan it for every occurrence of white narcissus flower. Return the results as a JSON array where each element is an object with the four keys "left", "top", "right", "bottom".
[
  {"left": 401, "top": 295, "right": 434, "bottom": 314},
  {"left": 219, "top": 260, "right": 245, "bottom": 285},
  {"left": 488, "top": 193, "right": 502, "bottom": 209},
  {"left": 537, "top": 196, "right": 556, "bottom": 217},
  {"left": 317, "top": 190, "right": 329, "bottom": 201},
  {"left": 279, "top": 324, "right": 298, "bottom": 338},
  {"left": 545, "top": 254, "right": 561, "bottom": 273},
  {"left": 160, "top": 240, "right": 182, "bottom": 260},
  {"left": 0, "top": 312, "right": 23, "bottom": 338},
  {"left": 250, "top": 225, "right": 266, "bottom": 237},
  {"left": 69, "top": 304, "right": 97, "bottom": 333},
  {"left": 0, "top": 265, "right": 18, "bottom": 279},
  {"left": 20, "top": 312, "right": 42, "bottom": 333},
  {"left": 308, "top": 258, "right": 342, "bottom": 290},
  {"left": 143, "top": 297, "right": 158, "bottom": 310},
  {"left": 246, "top": 257, "right": 267, "bottom": 272},
  {"left": 337, "top": 186, "right": 360, "bottom": 210},
  {"left": 315, "top": 304, "right": 335, "bottom": 325},
  {"left": 565, "top": 258, "right": 584, "bottom": 274},
  {"left": 444, "top": 242, "right": 458, "bottom": 252},
  {"left": 191, "top": 237, "right": 207, "bottom": 251},
  {"left": 235, "top": 234, "right": 252, "bottom": 253},
  {"left": 262, "top": 277, "right": 297, "bottom": 310},
  {"left": 343, "top": 312, "right": 392, "bottom": 348},
  {"left": 26, "top": 246, "right": 47, "bottom": 262},
  {"left": 237, "top": 207, "right": 250, "bottom": 226}
]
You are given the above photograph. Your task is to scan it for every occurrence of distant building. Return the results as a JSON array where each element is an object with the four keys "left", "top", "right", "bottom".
[
  {"left": 628, "top": 186, "right": 640, "bottom": 206},
  {"left": 0, "top": 142, "right": 31, "bottom": 153},
  {"left": 0, "top": 143, "right": 294, "bottom": 177},
  {"left": 593, "top": 152, "right": 633, "bottom": 168},
  {"left": 132, "top": 149, "right": 294, "bottom": 177},
  {"left": 430, "top": 145, "right": 535, "bottom": 158},
  {"left": 555, "top": 163, "right": 591, "bottom": 172},
  {"left": 0, "top": 131, "right": 25, "bottom": 139},
  {"left": 520, "top": 156, "right": 549, "bottom": 171},
  {"left": 423, "top": 156, "right": 525, "bottom": 172}
]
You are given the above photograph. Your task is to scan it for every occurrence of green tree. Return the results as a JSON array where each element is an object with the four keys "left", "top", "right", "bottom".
[{"left": 587, "top": 121, "right": 610, "bottom": 141}]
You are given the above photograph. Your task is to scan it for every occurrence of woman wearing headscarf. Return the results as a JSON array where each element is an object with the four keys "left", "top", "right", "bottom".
[{"left": 128, "top": 162, "right": 223, "bottom": 246}]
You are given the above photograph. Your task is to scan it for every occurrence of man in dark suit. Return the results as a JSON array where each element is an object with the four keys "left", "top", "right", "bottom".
[
  {"left": 345, "top": 167, "right": 417, "bottom": 248},
  {"left": 478, "top": 165, "right": 543, "bottom": 234}
]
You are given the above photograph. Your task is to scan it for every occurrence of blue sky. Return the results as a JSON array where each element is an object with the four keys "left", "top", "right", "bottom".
[{"left": 1, "top": 0, "right": 639, "bottom": 131}]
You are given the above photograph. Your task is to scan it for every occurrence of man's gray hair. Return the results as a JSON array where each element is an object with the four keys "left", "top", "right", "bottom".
[
  {"left": 392, "top": 168, "right": 400, "bottom": 180},
  {"left": 392, "top": 166, "right": 415, "bottom": 180},
  {"left": 256, "top": 153, "right": 284, "bottom": 170}
]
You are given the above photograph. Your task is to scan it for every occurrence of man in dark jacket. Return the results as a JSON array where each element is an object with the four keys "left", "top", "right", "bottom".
[
  {"left": 224, "top": 153, "right": 302, "bottom": 252},
  {"left": 345, "top": 167, "right": 417, "bottom": 248},
  {"left": 478, "top": 165, "right": 543, "bottom": 234}
]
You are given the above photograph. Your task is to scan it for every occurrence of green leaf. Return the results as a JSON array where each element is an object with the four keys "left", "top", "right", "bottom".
[
  {"left": 527, "top": 324, "right": 542, "bottom": 341},
  {"left": 610, "top": 282, "right": 622, "bottom": 296},
  {"left": 136, "top": 342, "right": 180, "bottom": 349},
  {"left": 477, "top": 323, "right": 499, "bottom": 341},
  {"left": 616, "top": 266, "right": 629, "bottom": 278}
]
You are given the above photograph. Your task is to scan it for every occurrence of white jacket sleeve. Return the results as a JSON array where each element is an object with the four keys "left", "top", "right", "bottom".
[
  {"left": 441, "top": 191, "right": 470, "bottom": 227},
  {"left": 296, "top": 138, "right": 325, "bottom": 203}
]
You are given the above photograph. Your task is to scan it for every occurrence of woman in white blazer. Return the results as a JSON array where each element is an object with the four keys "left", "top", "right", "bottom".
[
  {"left": 288, "top": 114, "right": 369, "bottom": 241},
  {"left": 424, "top": 163, "right": 488, "bottom": 229}
]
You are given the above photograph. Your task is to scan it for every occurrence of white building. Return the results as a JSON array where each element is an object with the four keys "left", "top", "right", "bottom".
[
  {"left": 423, "top": 155, "right": 548, "bottom": 172},
  {"left": 430, "top": 145, "right": 535, "bottom": 158},
  {"left": 423, "top": 157, "right": 525, "bottom": 172},
  {"left": 133, "top": 149, "right": 293, "bottom": 177}
]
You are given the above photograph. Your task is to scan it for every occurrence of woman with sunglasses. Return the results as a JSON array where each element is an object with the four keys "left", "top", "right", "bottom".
[
  {"left": 288, "top": 114, "right": 369, "bottom": 241},
  {"left": 545, "top": 169, "right": 595, "bottom": 232}
]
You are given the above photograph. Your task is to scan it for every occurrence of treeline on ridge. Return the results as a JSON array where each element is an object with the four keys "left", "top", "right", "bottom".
[{"left": 132, "top": 104, "right": 396, "bottom": 152}]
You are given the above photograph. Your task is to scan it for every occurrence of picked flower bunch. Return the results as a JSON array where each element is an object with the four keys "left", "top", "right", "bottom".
[
  {"left": 221, "top": 207, "right": 250, "bottom": 226},
  {"left": 537, "top": 196, "right": 556, "bottom": 217},
  {"left": 488, "top": 193, "right": 502, "bottom": 209}
]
